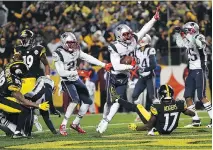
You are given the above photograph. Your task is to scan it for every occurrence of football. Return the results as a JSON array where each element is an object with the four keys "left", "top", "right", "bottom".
[{"left": 120, "top": 56, "right": 133, "bottom": 64}]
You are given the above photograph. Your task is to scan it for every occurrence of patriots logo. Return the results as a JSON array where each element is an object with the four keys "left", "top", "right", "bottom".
[{"left": 117, "top": 27, "right": 122, "bottom": 31}]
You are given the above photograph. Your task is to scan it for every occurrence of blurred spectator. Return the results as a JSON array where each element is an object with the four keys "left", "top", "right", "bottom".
[
  {"left": 0, "top": 38, "right": 12, "bottom": 67},
  {"left": 0, "top": 2, "right": 8, "bottom": 27}
]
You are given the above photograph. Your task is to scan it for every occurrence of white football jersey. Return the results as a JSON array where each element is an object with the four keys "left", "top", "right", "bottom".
[
  {"left": 136, "top": 46, "right": 156, "bottom": 77},
  {"left": 109, "top": 35, "right": 137, "bottom": 75},
  {"left": 85, "top": 79, "right": 96, "bottom": 97},
  {"left": 53, "top": 47, "right": 80, "bottom": 81},
  {"left": 176, "top": 34, "right": 207, "bottom": 70},
  {"left": 53, "top": 46, "right": 105, "bottom": 81}
]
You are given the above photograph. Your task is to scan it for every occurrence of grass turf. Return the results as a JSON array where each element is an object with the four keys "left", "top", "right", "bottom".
[{"left": 0, "top": 111, "right": 211, "bottom": 150}]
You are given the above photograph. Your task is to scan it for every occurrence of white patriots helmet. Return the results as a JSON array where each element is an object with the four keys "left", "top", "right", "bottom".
[
  {"left": 60, "top": 32, "right": 80, "bottom": 52},
  {"left": 114, "top": 24, "right": 133, "bottom": 44},
  {"left": 139, "top": 34, "right": 151, "bottom": 47},
  {"left": 182, "top": 22, "right": 199, "bottom": 35}
]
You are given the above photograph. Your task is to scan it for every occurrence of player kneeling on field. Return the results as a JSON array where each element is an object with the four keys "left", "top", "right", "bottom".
[
  {"left": 0, "top": 76, "right": 58, "bottom": 135},
  {"left": 114, "top": 84, "right": 195, "bottom": 135},
  {"left": 0, "top": 53, "right": 49, "bottom": 139}
]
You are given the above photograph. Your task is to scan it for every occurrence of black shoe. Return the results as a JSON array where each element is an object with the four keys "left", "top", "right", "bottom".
[
  {"left": 12, "top": 133, "right": 24, "bottom": 139},
  {"left": 52, "top": 130, "right": 59, "bottom": 135}
]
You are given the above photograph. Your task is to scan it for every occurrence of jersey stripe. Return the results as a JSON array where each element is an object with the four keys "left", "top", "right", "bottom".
[{"left": 55, "top": 51, "right": 64, "bottom": 62}]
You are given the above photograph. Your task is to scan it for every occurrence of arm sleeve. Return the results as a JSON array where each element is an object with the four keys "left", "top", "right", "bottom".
[
  {"left": 175, "top": 33, "right": 185, "bottom": 48},
  {"left": 135, "top": 18, "right": 156, "bottom": 40},
  {"left": 109, "top": 46, "right": 133, "bottom": 71},
  {"left": 79, "top": 50, "right": 105, "bottom": 67},
  {"left": 52, "top": 52, "right": 77, "bottom": 77}
]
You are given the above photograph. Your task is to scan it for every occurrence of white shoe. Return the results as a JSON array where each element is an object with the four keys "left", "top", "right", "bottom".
[
  {"left": 147, "top": 127, "right": 159, "bottom": 136},
  {"left": 96, "top": 119, "right": 108, "bottom": 134},
  {"left": 184, "top": 120, "right": 201, "bottom": 128}
]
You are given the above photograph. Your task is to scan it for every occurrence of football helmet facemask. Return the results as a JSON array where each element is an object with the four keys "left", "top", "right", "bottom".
[
  {"left": 114, "top": 24, "right": 133, "bottom": 44},
  {"left": 158, "top": 84, "right": 174, "bottom": 103},
  {"left": 20, "top": 29, "right": 34, "bottom": 47},
  {"left": 60, "top": 32, "right": 80, "bottom": 53},
  {"left": 182, "top": 22, "right": 199, "bottom": 35}
]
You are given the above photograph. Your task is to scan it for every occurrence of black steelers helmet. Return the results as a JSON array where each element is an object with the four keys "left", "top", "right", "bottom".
[
  {"left": 158, "top": 84, "right": 174, "bottom": 103},
  {"left": 19, "top": 29, "right": 34, "bottom": 47}
]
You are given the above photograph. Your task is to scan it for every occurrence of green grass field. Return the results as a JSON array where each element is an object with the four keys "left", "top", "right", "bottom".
[{"left": 0, "top": 111, "right": 212, "bottom": 150}]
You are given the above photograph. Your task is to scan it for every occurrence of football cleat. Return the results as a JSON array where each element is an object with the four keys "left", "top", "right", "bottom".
[
  {"left": 96, "top": 119, "right": 109, "bottom": 134},
  {"left": 147, "top": 127, "right": 159, "bottom": 136},
  {"left": 206, "top": 119, "right": 212, "bottom": 128},
  {"left": 184, "top": 120, "right": 201, "bottom": 128},
  {"left": 59, "top": 124, "right": 68, "bottom": 136},
  {"left": 12, "top": 131, "right": 25, "bottom": 139},
  {"left": 70, "top": 124, "right": 86, "bottom": 134}
]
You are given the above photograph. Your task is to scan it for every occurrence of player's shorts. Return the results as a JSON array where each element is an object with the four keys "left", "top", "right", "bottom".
[
  {"left": 106, "top": 72, "right": 128, "bottom": 104},
  {"left": 61, "top": 79, "right": 92, "bottom": 104},
  {"left": 0, "top": 97, "right": 23, "bottom": 113},
  {"left": 184, "top": 69, "right": 206, "bottom": 101},
  {"left": 21, "top": 77, "right": 36, "bottom": 95}
]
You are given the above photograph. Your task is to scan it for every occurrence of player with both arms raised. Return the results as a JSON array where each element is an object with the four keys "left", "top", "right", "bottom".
[
  {"left": 96, "top": 6, "right": 160, "bottom": 134},
  {"left": 53, "top": 32, "right": 111, "bottom": 136},
  {"left": 175, "top": 22, "right": 212, "bottom": 128}
]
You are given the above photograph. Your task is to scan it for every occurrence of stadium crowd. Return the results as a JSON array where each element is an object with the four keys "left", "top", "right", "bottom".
[{"left": 0, "top": 1, "right": 212, "bottom": 112}]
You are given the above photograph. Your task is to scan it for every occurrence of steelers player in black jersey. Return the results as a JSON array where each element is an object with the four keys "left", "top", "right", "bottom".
[
  {"left": 112, "top": 84, "right": 195, "bottom": 135},
  {"left": 0, "top": 52, "right": 49, "bottom": 138},
  {"left": 14, "top": 29, "right": 60, "bottom": 116}
]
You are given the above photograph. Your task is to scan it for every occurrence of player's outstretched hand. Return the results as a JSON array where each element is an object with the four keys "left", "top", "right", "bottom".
[
  {"left": 154, "top": 5, "right": 160, "bottom": 20},
  {"left": 128, "top": 123, "right": 137, "bottom": 131},
  {"left": 105, "top": 63, "right": 112, "bottom": 71},
  {"left": 39, "top": 101, "right": 49, "bottom": 111}
]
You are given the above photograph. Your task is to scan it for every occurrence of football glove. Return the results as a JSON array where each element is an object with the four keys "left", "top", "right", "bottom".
[
  {"left": 153, "top": 5, "right": 160, "bottom": 20},
  {"left": 128, "top": 123, "right": 137, "bottom": 131},
  {"left": 105, "top": 63, "right": 112, "bottom": 71},
  {"left": 39, "top": 101, "right": 49, "bottom": 111},
  {"left": 131, "top": 58, "right": 137, "bottom": 67}
]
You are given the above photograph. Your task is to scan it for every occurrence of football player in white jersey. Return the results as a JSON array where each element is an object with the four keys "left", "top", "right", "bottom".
[
  {"left": 96, "top": 7, "right": 160, "bottom": 134},
  {"left": 175, "top": 22, "right": 212, "bottom": 128},
  {"left": 133, "top": 34, "right": 158, "bottom": 105},
  {"left": 53, "top": 32, "right": 111, "bottom": 136}
]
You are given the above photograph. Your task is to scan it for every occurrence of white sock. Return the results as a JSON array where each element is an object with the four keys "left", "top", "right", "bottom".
[
  {"left": 188, "top": 105, "right": 200, "bottom": 120},
  {"left": 0, "top": 115, "right": 16, "bottom": 133},
  {"left": 203, "top": 102, "right": 212, "bottom": 119},
  {"left": 62, "top": 103, "right": 77, "bottom": 126},
  {"left": 34, "top": 115, "right": 42, "bottom": 131},
  {"left": 103, "top": 103, "right": 111, "bottom": 119},
  {"left": 73, "top": 103, "right": 89, "bottom": 125},
  {"left": 106, "top": 102, "right": 120, "bottom": 122}
]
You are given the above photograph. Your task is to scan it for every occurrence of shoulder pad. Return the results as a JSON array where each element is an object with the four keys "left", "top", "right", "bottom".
[
  {"left": 149, "top": 48, "right": 156, "bottom": 55},
  {"left": 108, "top": 44, "right": 118, "bottom": 53},
  {"left": 34, "top": 45, "right": 46, "bottom": 56},
  {"left": 150, "top": 105, "right": 158, "bottom": 115}
]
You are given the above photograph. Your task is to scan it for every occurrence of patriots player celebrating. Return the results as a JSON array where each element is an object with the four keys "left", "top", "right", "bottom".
[
  {"left": 53, "top": 32, "right": 111, "bottom": 136},
  {"left": 96, "top": 7, "right": 160, "bottom": 134},
  {"left": 133, "top": 34, "right": 158, "bottom": 104},
  {"left": 175, "top": 22, "right": 212, "bottom": 127}
]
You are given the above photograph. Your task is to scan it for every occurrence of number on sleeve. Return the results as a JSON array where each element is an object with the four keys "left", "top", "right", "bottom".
[{"left": 163, "top": 112, "right": 179, "bottom": 132}]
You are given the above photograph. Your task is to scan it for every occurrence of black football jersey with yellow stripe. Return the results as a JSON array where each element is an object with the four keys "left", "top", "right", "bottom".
[
  {"left": 150, "top": 100, "right": 187, "bottom": 134},
  {"left": 14, "top": 45, "right": 46, "bottom": 78},
  {"left": 0, "top": 61, "right": 27, "bottom": 97}
]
